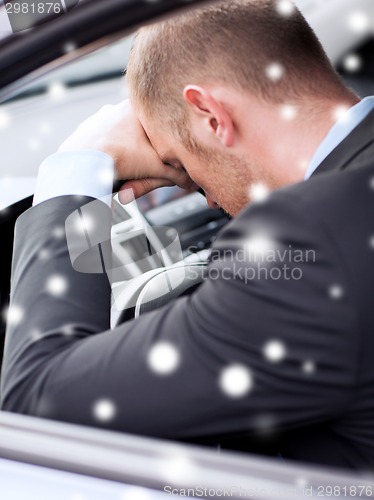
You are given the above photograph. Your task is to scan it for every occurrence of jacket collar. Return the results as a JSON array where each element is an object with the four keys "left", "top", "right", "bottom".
[{"left": 312, "top": 108, "right": 374, "bottom": 177}]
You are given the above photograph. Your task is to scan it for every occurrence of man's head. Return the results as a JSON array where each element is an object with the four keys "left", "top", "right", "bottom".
[{"left": 127, "top": 0, "right": 358, "bottom": 215}]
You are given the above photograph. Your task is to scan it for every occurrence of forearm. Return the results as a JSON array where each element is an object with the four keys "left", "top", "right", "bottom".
[
  {"left": 0, "top": 195, "right": 219, "bottom": 437},
  {"left": 0, "top": 196, "right": 112, "bottom": 411}
]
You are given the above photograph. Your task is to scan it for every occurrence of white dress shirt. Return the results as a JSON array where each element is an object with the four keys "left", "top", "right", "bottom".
[
  {"left": 305, "top": 96, "right": 374, "bottom": 179},
  {"left": 33, "top": 150, "right": 114, "bottom": 206},
  {"left": 33, "top": 96, "right": 374, "bottom": 206}
]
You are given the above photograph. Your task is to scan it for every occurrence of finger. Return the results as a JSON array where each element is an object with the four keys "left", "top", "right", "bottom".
[
  {"left": 118, "top": 178, "right": 175, "bottom": 204},
  {"left": 157, "top": 164, "right": 197, "bottom": 189}
]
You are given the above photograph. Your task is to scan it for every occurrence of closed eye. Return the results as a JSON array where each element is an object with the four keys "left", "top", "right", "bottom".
[{"left": 162, "top": 159, "right": 186, "bottom": 171}]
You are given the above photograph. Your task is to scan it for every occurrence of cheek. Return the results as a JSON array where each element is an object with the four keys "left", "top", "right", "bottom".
[
  {"left": 178, "top": 144, "right": 216, "bottom": 191},
  {"left": 183, "top": 160, "right": 207, "bottom": 188}
]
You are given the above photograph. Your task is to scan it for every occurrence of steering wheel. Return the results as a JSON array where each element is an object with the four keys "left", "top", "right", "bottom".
[
  {"left": 63, "top": 191, "right": 216, "bottom": 326},
  {"left": 114, "top": 262, "right": 207, "bottom": 325}
]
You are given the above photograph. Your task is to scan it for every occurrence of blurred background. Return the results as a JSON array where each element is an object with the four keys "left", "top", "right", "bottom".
[{"left": 1, "top": 0, "right": 374, "bottom": 207}]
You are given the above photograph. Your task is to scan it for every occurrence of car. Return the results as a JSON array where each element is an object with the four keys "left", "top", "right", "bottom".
[{"left": 1, "top": 0, "right": 374, "bottom": 497}]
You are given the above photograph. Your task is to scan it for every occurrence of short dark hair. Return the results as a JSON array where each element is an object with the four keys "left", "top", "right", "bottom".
[{"left": 127, "top": 0, "right": 347, "bottom": 131}]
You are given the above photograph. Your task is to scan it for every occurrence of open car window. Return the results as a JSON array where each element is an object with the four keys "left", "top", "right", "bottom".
[{"left": 1, "top": 0, "right": 374, "bottom": 495}]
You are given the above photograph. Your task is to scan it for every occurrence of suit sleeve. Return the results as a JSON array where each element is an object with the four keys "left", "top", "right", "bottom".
[{"left": 0, "top": 193, "right": 359, "bottom": 441}]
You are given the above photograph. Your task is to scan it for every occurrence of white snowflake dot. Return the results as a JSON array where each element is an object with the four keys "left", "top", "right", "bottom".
[
  {"left": 369, "top": 236, "right": 374, "bottom": 250},
  {"left": 342, "top": 54, "right": 362, "bottom": 73},
  {"left": 252, "top": 413, "right": 276, "bottom": 434},
  {"left": 329, "top": 285, "right": 344, "bottom": 300},
  {"left": 39, "top": 249, "right": 51, "bottom": 261},
  {"left": 48, "top": 82, "right": 67, "bottom": 101},
  {"left": 332, "top": 105, "right": 350, "bottom": 123},
  {"left": 246, "top": 235, "right": 275, "bottom": 262},
  {"left": 62, "top": 324, "right": 75, "bottom": 335},
  {"left": 219, "top": 364, "right": 252, "bottom": 398},
  {"left": 302, "top": 360, "right": 315, "bottom": 374},
  {"left": 280, "top": 104, "right": 298, "bottom": 121},
  {"left": 97, "top": 168, "right": 113, "bottom": 187},
  {"left": 46, "top": 275, "right": 68, "bottom": 297},
  {"left": 30, "top": 329, "right": 42, "bottom": 341},
  {"left": 248, "top": 182, "right": 270, "bottom": 203},
  {"left": 369, "top": 177, "right": 374, "bottom": 190},
  {"left": 347, "top": 11, "right": 370, "bottom": 34},
  {"left": 93, "top": 399, "right": 116, "bottom": 422},
  {"left": 4, "top": 304, "right": 24, "bottom": 326},
  {"left": 158, "top": 455, "right": 198, "bottom": 484},
  {"left": 264, "top": 340, "right": 286, "bottom": 363},
  {"left": 63, "top": 41, "right": 77, "bottom": 54},
  {"left": 147, "top": 342, "right": 180, "bottom": 375},
  {"left": 52, "top": 226, "right": 65, "bottom": 239},
  {"left": 75, "top": 213, "right": 94, "bottom": 234},
  {"left": 295, "top": 477, "right": 308, "bottom": 488},
  {"left": 0, "top": 110, "right": 11, "bottom": 129},
  {"left": 276, "top": 0, "right": 295, "bottom": 17},
  {"left": 299, "top": 158, "right": 310, "bottom": 171},
  {"left": 40, "top": 122, "right": 51, "bottom": 135},
  {"left": 28, "top": 139, "right": 40, "bottom": 151},
  {"left": 265, "top": 62, "right": 285, "bottom": 82}
]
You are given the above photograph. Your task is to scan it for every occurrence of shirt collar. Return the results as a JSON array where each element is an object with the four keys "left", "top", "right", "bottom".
[{"left": 304, "top": 96, "right": 374, "bottom": 179}]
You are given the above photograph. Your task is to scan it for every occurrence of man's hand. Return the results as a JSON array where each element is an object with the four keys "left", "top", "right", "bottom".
[{"left": 58, "top": 100, "right": 196, "bottom": 201}]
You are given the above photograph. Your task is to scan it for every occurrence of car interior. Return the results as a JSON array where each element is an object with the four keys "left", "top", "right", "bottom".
[{"left": 1, "top": 0, "right": 374, "bottom": 496}]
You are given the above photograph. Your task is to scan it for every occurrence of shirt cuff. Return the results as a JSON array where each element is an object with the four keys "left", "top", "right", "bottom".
[{"left": 33, "top": 150, "right": 115, "bottom": 207}]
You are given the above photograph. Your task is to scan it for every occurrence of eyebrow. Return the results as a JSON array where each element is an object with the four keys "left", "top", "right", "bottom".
[{"left": 160, "top": 156, "right": 174, "bottom": 165}]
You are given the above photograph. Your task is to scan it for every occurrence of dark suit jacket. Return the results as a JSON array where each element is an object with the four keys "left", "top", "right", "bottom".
[{"left": 2, "top": 110, "right": 374, "bottom": 471}]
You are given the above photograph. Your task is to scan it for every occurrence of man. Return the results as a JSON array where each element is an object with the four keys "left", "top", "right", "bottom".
[{"left": 1, "top": 0, "right": 374, "bottom": 470}]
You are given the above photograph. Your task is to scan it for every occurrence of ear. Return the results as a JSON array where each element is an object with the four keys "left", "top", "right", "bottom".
[{"left": 183, "top": 85, "right": 234, "bottom": 148}]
